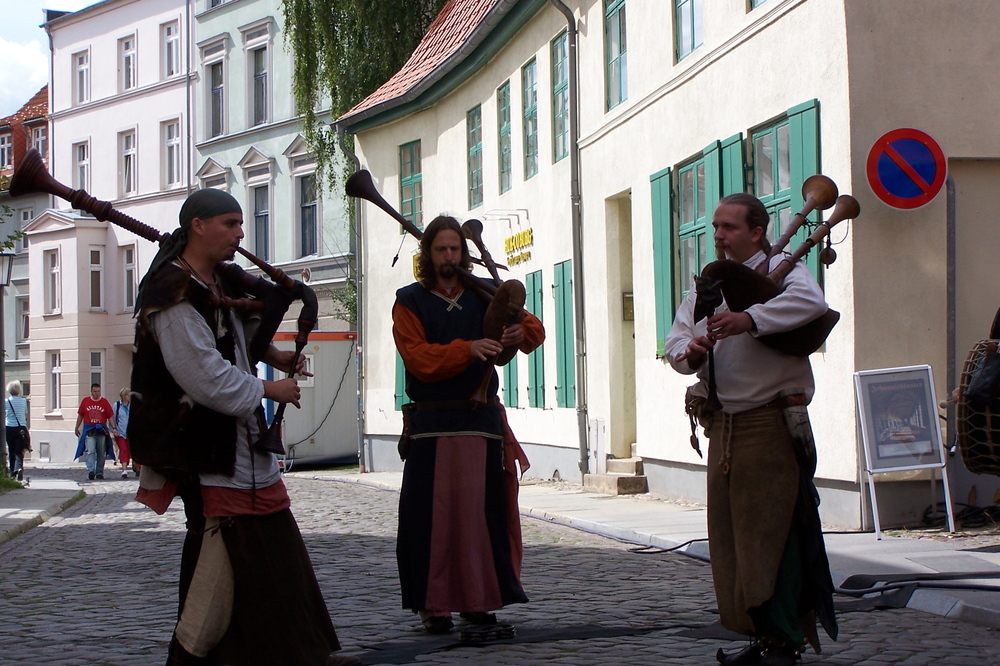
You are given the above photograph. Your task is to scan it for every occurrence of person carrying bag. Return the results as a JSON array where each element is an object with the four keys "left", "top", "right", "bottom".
[{"left": 5, "top": 381, "right": 29, "bottom": 482}]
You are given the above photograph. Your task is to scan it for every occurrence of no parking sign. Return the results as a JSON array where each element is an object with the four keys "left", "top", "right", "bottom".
[{"left": 866, "top": 128, "right": 947, "bottom": 210}]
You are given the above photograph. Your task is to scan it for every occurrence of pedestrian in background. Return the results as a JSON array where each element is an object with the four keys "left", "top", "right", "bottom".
[
  {"left": 113, "top": 388, "right": 135, "bottom": 479},
  {"left": 74, "top": 383, "right": 117, "bottom": 481},
  {"left": 5, "top": 380, "right": 29, "bottom": 481}
]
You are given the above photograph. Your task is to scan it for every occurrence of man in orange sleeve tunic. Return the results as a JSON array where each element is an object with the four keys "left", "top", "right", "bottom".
[{"left": 393, "top": 215, "right": 544, "bottom": 634}]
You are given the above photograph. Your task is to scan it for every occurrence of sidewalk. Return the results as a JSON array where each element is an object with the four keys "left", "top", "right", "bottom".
[{"left": 5, "top": 464, "right": 1000, "bottom": 631}]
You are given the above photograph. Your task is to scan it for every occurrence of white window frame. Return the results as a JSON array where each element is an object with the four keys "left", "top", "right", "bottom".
[
  {"left": 18, "top": 209, "right": 31, "bottom": 250},
  {"left": 73, "top": 141, "right": 90, "bottom": 192},
  {"left": 49, "top": 352, "right": 62, "bottom": 413},
  {"left": 296, "top": 173, "right": 319, "bottom": 258},
  {"left": 74, "top": 50, "right": 90, "bottom": 105},
  {"left": 201, "top": 39, "right": 227, "bottom": 139},
  {"left": 89, "top": 245, "right": 104, "bottom": 311},
  {"left": 32, "top": 126, "right": 47, "bottom": 160},
  {"left": 241, "top": 21, "right": 271, "bottom": 128},
  {"left": 162, "top": 20, "right": 181, "bottom": 79},
  {"left": 44, "top": 249, "right": 61, "bottom": 315},
  {"left": 90, "top": 350, "right": 105, "bottom": 389},
  {"left": 120, "top": 130, "right": 137, "bottom": 197},
  {"left": 15, "top": 296, "right": 28, "bottom": 343},
  {"left": 123, "top": 245, "right": 138, "bottom": 311},
  {"left": 162, "top": 120, "right": 182, "bottom": 187},
  {"left": 119, "top": 34, "right": 137, "bottom": 91},
  {"left": 0, "top": 133, "right": 11, "bottom": 168}
]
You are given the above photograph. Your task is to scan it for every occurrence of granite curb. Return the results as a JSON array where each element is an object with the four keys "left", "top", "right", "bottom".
[{"left": 0, "top": 486, "right": 85, "bottom": 545}]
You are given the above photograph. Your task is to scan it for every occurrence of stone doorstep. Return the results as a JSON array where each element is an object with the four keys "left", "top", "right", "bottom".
[
  {"left": 606, "top": 457, "right": 644, "bottom": 475},
  {"left": 582, "top": 472, "right": 649, "bottom": 496}
]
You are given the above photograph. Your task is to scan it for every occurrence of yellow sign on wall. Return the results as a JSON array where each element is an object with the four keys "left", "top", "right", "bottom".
[{"left": 504, "top": 228, "right": 534, "bottom": 266}]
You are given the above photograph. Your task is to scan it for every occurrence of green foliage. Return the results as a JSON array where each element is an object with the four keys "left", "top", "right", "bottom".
[
  {"left": 281, "top": 0, "right": 446, "bottom": 187},
  {"left": 326, "top": 277, "right": 357, "bottom": 327}
]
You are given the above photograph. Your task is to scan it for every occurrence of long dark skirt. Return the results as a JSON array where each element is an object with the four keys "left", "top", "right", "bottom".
[
  {"left": 397, "top": 435, "right": 527, "bottom": 613},
  {"left": 176, "top": 481, "right": 340, "bottom": 665}
]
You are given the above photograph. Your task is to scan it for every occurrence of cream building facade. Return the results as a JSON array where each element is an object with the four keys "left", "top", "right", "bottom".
[{"left": 340, "top": 0, "right": 1000, "bottom": 528}]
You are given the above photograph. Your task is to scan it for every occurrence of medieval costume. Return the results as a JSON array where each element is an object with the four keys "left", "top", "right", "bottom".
[
  {"left": 392, "top": 279, "right": 543, "bottom": 629},
  {"left": 129, "top": 189, "right": 347, "bottom": 666},
  {"left": 665, "top": 250, "right": 838, "bottom": 658}
]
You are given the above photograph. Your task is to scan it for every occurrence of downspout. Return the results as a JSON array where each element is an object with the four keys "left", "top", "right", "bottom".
[
  {"left": 186, "top": 0, "right": 194, "bottom": 196},
  {"left": 548, "top": 0, "right": 588, "bottom": 477},
  {"left": 337, "top": 124, "right": 367, "bottom": 472}
]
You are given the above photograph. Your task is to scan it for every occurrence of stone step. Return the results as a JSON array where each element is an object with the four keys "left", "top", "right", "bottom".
[
  {"left": 606, "top": 457, "right": 644, "bottom": 475},
  {"left": 582, "top": 472, "right": 649, "bottom": 496}
]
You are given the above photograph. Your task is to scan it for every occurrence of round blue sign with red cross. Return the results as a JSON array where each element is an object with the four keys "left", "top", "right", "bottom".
[{"left": 867, "top": 128, "right": 947, "bottom": 210}]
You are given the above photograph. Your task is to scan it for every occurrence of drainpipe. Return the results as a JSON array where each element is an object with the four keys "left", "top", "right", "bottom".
[
  {"left": 548, "top": 0, "right": 588, "bottom": 478},
  {"left": 337, "top": 124, "right": 367, "bottom": 472},
  {"left": 186, "top": 0, "right": 194, "bottom": 196}
]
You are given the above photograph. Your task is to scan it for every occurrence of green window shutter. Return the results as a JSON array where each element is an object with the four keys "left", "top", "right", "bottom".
[
  {"left": 650, "top": 166, "right": 673, "bottom": 357},
  {"left": 526, "top": 270, "right": 545, "bottom": 408},
  {"left": 503, "top": 355, "right": 519, "bottom": 408},
  {"left": 554, "top": 259, "right": 575, "bottom": 408},
  {"left": 787, "top": 99, "right": 820, "bottom": 275},
  {"left": 721, "top": 133, "right": 745, "bottom": 195},
  {"left": 394, "top": 351, "right": 406, "bottom": 411},
  {"left": 702, "top": 140, "right": 722, "bottom": 222}
]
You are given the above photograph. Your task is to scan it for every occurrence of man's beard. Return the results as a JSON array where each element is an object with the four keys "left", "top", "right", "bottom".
[{"left": 437, "top": 264, "right": 456, "bottom": 279}]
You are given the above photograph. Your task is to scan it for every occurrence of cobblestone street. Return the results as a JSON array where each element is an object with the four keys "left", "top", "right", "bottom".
[{"left": 2, "top": 468, "right": 1000, "bottom": 664}]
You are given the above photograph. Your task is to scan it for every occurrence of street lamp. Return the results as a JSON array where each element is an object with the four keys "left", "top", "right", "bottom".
[{"left": 0, "top": 251, "right": 16, "bottom": 476}]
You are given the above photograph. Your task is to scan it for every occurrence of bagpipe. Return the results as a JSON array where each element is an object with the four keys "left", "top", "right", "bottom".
[
  {"left": 955, "top": 307, "right": 1000, "bottom": 476},
  {"left": 692, "top": 176, "right": 859, "bottom": 411},
  {"left": 346, "top": 169, "right": 524, "bottom": 405},
  {"left": 9, "top": 148, "right": 315, "bottom": 455}
]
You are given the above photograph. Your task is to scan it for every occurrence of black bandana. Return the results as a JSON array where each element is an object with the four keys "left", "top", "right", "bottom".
[{"left": 134, "top": 189, "right": 242, "bottom": 313}]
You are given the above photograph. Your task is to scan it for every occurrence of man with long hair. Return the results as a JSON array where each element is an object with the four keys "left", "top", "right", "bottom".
[{"left": 393, "top": 215, "right": 544, "bottom": 634}]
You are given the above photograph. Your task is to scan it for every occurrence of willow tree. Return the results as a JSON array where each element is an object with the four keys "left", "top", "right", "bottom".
[{"left": 282, "top": 0, "right": 446, "bottom": 186}]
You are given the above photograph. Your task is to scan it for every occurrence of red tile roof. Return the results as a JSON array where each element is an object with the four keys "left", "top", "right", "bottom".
[
  {"left": 338, "top": 0, "right": 499, "bottom": 126},
  {"left": 0, "top": 86, "right": 48, "bottom": 127}
]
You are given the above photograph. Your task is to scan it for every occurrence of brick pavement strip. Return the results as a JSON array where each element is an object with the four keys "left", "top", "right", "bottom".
[{"left": 2, "top": 468, "right": 1000, "bottom": 664}]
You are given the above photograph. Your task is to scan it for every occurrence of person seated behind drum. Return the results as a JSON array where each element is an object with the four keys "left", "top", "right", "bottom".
[{"left": 5, "top": 381, "right": 29, "bottom": 481}]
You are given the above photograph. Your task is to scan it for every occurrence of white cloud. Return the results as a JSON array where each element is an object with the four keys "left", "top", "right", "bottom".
[{"left": 0, "top": 37, "right": 49, "bottom": 118}]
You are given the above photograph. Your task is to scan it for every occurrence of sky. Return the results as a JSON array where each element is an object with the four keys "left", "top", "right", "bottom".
[{"left": 0, "top": 0, "right": 97, "bottom": 118}]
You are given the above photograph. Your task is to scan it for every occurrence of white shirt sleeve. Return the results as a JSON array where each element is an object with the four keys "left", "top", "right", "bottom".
[{"left": 149, "top": 301, "right": 265, "bottom": 419}]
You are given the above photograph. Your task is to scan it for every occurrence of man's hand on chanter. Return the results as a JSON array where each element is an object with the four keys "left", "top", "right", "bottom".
[
  {"left": 470, "top": 338, "right": 504, "bottom": 361},
  {"left": 263, "top": 377, "right": 301, "bottom": 408}
]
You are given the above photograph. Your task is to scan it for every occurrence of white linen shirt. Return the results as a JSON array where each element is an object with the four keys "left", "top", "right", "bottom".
[
  {"left": 149, "top": 293, "right": 279, "bottom": 489},
  {"left": 664, "top": 250, "right": 829, "bottom": 413}
]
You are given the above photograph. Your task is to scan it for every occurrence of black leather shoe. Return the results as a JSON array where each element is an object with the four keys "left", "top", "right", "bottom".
[
  {"left": 716, "top": 641, "right": 762, "bottom": 666},
  {"left": 459, "top": 611, "right": 497, "bottom": 625},
  {"left": 759, "top": 643, "right": 799, "bottom": 666},
  {"left": 421, "top": 615, "right": 454, "bottom": 634}
]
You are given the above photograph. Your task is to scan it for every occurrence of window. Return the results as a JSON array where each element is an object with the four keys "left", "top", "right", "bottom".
[
  {"left": 16, "top": 297, "right": 28, "bottom": 343},
  {"left": 253, "top": 185, "right": 270, "bottom": 261},
  {"left": 526, "top": 270, "right": 545, "bottom": 408},
  {"left": 554, "top": 259, "right": 575, "bottom": 408},
  {"left": 89, "top": 246, "right": 104, "bottom": 310},
  {"left": 0, "top": 134, "right": 10, "bottom": 168},
  {"left": 18, "top": 209, "right": 31, "bottom": 250},
  {"left": 163, "top": 120, "right": 182, "bottom": 187},
  {"left": 73, "top": 142, "right": 90, "bottom": 191},
  {"left": 49, "top": 352, "right": 61, "bottom": 412},
  {"left": 606, "top": 0, "right": 628, "bottom": 109},
  {"left": 163, "top": 21, "right": 180, "bottom": 78},
  {"left": 298, "top": 174, "right": 317, "bottom": 257},
  {"left": 90, "top": 350, "right": 104, "bottom": 388},
  {"left": 467, "top": 106, "right": 483, "bottom": 209},
  {"left": 44, "top": 249, "right": 61, "bottom": 314},
  {"left": 122, "top": 245, "right": 137, "bottom": 311},
  {"left": 210, "top": 62, "right": 225, "bottom": 137},
  {"left": 552, "top": 31, "right": 569, "bottom": 162},
  {"left": 251, "top": 47, "right": 267, "bottom": 126},
  {"left": 120, "top": 131, "right": 137, "bottom": 196},
  {"left": 677, "top": 152, "right": 716, "bottom": 295},
  {"left": 675, "top": 0, "right": 703, "bottom": 61},
  {"left": 74, "top": 51, "right": 90, "bottom": 105},
  {"left": 120, "top": 35, "right": 137, "bottom": 91},
  {"left": 497, "top": 82, "right": 512, "bottom": 194},
  {"left": 32, "top": 127, "right": 47, "bottom": 159},
  {"left": 749, "top": 0, "right": 768, "bottom": 8},
  {"left": 522, "top": 59, "right": 538, "bottom": 180},
  {"left": 399, "top": 141, "right": 423, "bottom": 230}
]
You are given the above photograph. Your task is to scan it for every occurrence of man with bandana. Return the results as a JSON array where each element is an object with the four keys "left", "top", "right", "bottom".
[{"left": 128, "top": 189, "right": 359, "bottom": 666}]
